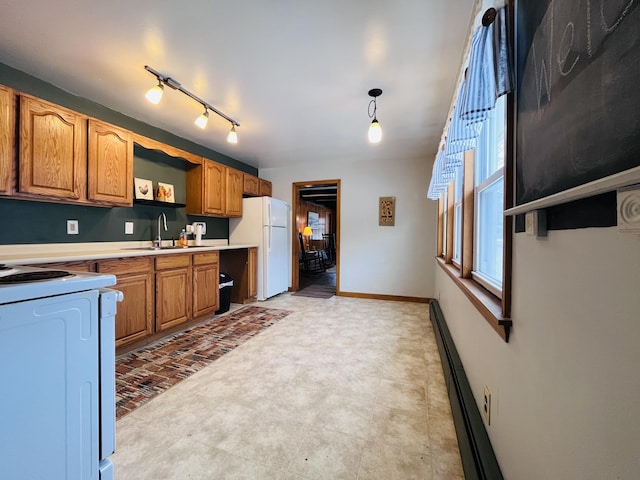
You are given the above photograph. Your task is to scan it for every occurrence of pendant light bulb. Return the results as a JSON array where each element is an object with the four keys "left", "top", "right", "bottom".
[
  {"left": 368, "top": 118, "right": 382, "bottom": 143},
  {"left": 227, "top": 124, "right": 238, "bottom": 144},
  {"left": 195, "top": 109, "right": 209, "bottom": 129},
  {"left": 145, "top": 82, "right": 164, "bottom": 104}
]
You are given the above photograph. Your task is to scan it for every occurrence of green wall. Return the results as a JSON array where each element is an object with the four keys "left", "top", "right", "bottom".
[{"left": 0, "top": 62, "right": 257, "bottom": 245}]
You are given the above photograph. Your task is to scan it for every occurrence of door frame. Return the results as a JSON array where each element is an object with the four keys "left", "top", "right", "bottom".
[{"left": 291, "top": 179, "right": 341, "bottom": 293}]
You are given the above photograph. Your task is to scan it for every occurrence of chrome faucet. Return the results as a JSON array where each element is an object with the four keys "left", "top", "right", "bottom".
[{"left": 154, "top": 212, "right": 167, "bottom": 249}]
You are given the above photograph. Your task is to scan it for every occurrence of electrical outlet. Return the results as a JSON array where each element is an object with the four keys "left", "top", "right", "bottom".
[
  {"left": 483, "top": 385, "right": 492, "bottom": 425},
  {"left": 125, "top": 222, "right": 134, "bottom": 235},
  {"left": 67, "top": 220, "right": 79, "bottom": 235}
]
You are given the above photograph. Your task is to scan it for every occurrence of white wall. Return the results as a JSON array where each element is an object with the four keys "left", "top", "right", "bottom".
[
  {"left": 261, "top": 155, "right": 436, "bottom": 298},
  {"left": 435, "top": 227, "right": 640, "bottom": 480}
]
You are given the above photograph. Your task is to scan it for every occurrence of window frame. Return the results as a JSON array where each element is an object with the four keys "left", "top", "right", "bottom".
[{"left": 435, "top": 91, "right": 514, "bottom": 342}]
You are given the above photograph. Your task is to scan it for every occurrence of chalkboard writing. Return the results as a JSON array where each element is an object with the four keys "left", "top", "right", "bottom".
[{"left": 515, "top": 0, "right": 640, "bottom": 205}]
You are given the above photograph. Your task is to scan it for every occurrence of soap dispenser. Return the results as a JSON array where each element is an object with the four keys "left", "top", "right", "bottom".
[{"left": 179, "top": 229, "right": 188, "bottom": 247}]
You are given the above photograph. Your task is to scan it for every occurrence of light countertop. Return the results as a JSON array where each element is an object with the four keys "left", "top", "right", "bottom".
[{"left": 0, "top": 241, "right": 258, "bottom": 265}]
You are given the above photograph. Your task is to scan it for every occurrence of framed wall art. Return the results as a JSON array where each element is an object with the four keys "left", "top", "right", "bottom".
[
  {"left": 134, "top": 177, "right": 153, "bottom": 200},
  {"left": 379, "top": 196, "right": 395, "bottom": 226}
]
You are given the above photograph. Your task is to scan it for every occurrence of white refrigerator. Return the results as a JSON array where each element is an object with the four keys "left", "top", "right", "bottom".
[{"left": 229, "top": 196, "right": 290, "bottom": 300}]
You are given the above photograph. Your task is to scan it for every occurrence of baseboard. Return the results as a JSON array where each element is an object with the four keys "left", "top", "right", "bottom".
[
  {"left": 429, "top": 299, "right": 504, "bottom": 480},
  {"left": 337, "top": 291, "right": 430, "bottom": 303}
]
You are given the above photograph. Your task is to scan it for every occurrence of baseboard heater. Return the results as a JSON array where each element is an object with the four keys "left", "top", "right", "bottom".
[{"left": 429, "top": 299, "right": 504, "bottom": 480}]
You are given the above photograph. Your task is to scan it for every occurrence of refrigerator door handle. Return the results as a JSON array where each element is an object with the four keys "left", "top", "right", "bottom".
[{"left": 268, "top": 225, "right": 272, "bottom": 252}]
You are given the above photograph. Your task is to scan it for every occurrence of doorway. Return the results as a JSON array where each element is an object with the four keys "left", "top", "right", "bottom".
[{"left": 291, "top": 179, "right": 340, "bottom": 293}]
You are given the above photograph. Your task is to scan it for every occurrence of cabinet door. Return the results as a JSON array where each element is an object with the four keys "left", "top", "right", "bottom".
[
  {"left": 19, "top": 95, "right": 86, "bottom": 200},
  {"left": 193, "top": 262, "right": 219, "bottom": 318},
  {"left": 203, "top": 160, "right": 225, "bottom": 215},
  {"left": 97, "top": 256, "right": 154, "bottom": 347},
  {"left": 88, "top": 119, "right": 133, "bottom": 206},
  {"left": 259, "top": 178, "right": 272, "bottom": 197},
  {"left": 226, "top": 167, "right": 243, "bottom": 217},
  {"left": 156, "top": 267, "right": 192, "bottom": 331},
  {"left": 0, "top": 85, "right": 15, "bottom": 195},
  {"left": 243, "top": 174, "right": 259, "bottom": 196},
  {"left": 248, "top": 247, "right": 257, "bottom": 298},
  {"left": 113, "top": 273, "right": 154, "bottom": 347}
]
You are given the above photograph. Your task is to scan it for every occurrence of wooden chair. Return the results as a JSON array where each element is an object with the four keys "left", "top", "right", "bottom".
[
  {"left": 299, "top": 233, "right": 325, "bottom": 273},
  {"left": 322, "top": 233, "right": 336, "bottom": 266}
]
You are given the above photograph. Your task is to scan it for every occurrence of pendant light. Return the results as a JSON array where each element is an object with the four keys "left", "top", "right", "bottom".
[{"left": 368, "top": 88, "right": 383, "bottom": 143}]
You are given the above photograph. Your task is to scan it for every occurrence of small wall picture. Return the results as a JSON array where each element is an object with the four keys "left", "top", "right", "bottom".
[
  {"left": 155, "top": 182, "right": 175, "bottom": 203},
  {"left": 134, "top": 178, "right": 153, "bottom": 200},
  {"left": 379, "top": 196, "right": 395, "bottom": 226},
  {"left": 307, "top": 211, "right": 319, "bottom": 229}
]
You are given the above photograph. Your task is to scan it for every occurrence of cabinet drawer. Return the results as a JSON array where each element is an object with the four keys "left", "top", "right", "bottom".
[
  {"left": 192, "top": 251, "right": 219, "bottom": 266},
  {"left": 36, "top": 260, "right": 96, "bottom": 272},
  {"left": 98, "top": 256, "right": 153, "bottom": 275},
  {"left": 156, "top": 254, "right": 191, "bottom": 270}
]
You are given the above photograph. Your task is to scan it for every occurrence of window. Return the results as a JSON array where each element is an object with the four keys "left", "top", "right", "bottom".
[
  {"left": 452, "top": 164, "right": 464, "bottom": 265},
  {"left": 432, "top": 93, "right": 512, "bottom": 341},
  {"left": 427, "top": 4, "right": 513, "bottom": 341},
  {"left": 473, "top": 95, "right": 506, "bottom": 296}
]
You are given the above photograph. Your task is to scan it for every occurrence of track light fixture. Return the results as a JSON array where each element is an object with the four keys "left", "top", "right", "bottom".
[
  {"left": 144, "top": 65, "right": 240, "bottom": 142},
  {"left": 367, "top": 88, "right": 383, "bottom": 143}
]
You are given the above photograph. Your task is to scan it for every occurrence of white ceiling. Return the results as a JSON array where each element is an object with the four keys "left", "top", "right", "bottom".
[{"left": 0, "top": 0, "right": 473, "bottom": 170}]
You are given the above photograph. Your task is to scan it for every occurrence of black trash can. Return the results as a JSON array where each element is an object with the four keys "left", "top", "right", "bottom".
[{"left": 215, "top": 273, "right": 234, "bottom": 314}]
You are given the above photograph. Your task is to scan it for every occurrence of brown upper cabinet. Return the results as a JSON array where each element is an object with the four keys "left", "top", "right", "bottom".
[
  {"left": 259, "top": 178, "right": 272, "bottom": 197},
  {"left": 187, "top": 159, "right": 225, "bottom": 216},
  {"left": 88, "top": 119, "right": 134, "bottom": 206},
  {"left": 186, "top": 160, "right": 244, "bottom": 217},
  {"left": 0, "top": 85, "right": 15, "bottom": 195},
  {"left": 226, "top": 167, "right": 243, "bottom": 217},
  {"left": 243, "top": 173, "right": 259, "bottom": 196},
  {"left": 16, "top": 93, "right": 133, "bottom": 206},
  {"left": 19, "top": 94, "right": 87, "bottom": 200}
]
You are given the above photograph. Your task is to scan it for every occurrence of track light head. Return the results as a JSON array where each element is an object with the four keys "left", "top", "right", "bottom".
[
  {"left": 227, "top": 124, "right": 238, "bottom": 144},
  {"left": 145, "top": 82, "right": 164, "bottom": 104},
  {"left": 195, "top": 109, "right": 209, "bottom": 129}
]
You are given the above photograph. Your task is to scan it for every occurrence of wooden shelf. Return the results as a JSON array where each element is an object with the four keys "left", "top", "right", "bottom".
[{"left": 134, "top": 199, "right": 186, "bottom": 208}]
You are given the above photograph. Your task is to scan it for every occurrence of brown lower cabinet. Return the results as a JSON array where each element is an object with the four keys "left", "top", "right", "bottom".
[
  {"left": 155, "top": 254, "right": 192, "bottom": 332},
  {"left": 97, "top": 257, "right": 154, "bottom": 348},
  {"left": 192, "top": 252, "right": 220, "bottom": 318}
]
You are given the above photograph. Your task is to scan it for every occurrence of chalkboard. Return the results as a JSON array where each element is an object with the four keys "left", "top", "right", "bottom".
[{"left": 515, "top": 0, "right": 640, "bottom": 205}]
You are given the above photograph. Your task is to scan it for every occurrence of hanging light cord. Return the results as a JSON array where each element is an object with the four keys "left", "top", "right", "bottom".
[
  {"left": 368, "top": 97, "right": 377, "bottom": 120},
  {"left": 144, "top": 65, "right": 240, "bottom": 127}
]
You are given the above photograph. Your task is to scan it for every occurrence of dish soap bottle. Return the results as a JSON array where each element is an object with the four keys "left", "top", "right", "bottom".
[{"left": 179, "top": 229, "right": 188, "bottom": 247}]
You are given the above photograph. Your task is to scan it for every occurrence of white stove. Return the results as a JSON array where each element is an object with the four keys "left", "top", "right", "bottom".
[{"left": 0, "top": 264, "right": 121, "bottom": 480}]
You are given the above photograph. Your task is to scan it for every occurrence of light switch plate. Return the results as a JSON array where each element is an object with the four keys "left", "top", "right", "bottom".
[
  {"left": 617, "top": 184, "right": 640, "bottom": 233},
  {"left": 125, "top": 222, "right": 134, "bottom": 235},
  {"left": 67, "top": 220, "right": 79, "bottom": 235}
]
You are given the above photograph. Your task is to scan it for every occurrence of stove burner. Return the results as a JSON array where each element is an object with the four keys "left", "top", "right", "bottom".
[{"left": 0, "top": 270, "right": 73, "bottom": 284}]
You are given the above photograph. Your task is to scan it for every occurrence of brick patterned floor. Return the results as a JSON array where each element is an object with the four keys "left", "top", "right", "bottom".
[{"left": 115, "top": 305, "right": 291, "bottom": 419}]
